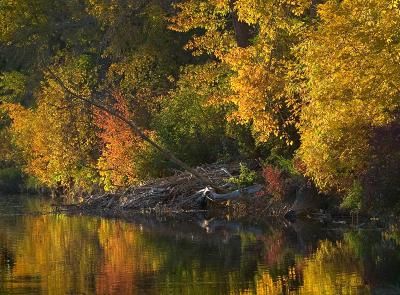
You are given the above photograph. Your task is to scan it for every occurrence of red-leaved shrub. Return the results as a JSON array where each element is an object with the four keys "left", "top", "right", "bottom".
[{"left": 262, "top": 165, "right": 286, "bottom": 198}]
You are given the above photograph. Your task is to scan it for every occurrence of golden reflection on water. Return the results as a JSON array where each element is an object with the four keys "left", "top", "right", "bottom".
[
  {"left": 0, "top": 197, "right": 398, "bottom": 294},
  {"left": 96, "top": 219, "right": 166, "bottom": 295}
]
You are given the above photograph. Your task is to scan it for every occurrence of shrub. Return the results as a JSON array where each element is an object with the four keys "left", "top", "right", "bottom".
[
  {"left": 361, "top": 119, "right": 400, "bottom": 211},
  {"left": 0, "top": 167, "right": 23, "bottom": 193},
  {"left": 260, "top": 153, "right": 305, "bottom": 200},
  {"left": 228, "top": 163, "right": 258, "bottom": 188},
  {"left": 153, "top": 62, "right": 236, "bottom": 167},
  {"left": 261, "top": 165, "right": 286, "bottom": 199},
  {"left": 340, "top": 181, "right": 363, "bottom": 211}
]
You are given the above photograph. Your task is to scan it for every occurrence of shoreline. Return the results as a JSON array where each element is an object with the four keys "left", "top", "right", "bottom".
[{"left": 57, "top": 162, "right": 296, "bottom": 221}]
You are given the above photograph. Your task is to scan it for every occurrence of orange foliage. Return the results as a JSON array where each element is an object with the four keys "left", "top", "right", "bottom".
[{"left": 96, "top": 92, "right": 153, "bottom": 189}]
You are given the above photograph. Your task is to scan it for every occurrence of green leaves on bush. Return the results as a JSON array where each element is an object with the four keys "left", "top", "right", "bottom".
[{"left": 227, "top": 163, "right": 258, "bottom": 189}]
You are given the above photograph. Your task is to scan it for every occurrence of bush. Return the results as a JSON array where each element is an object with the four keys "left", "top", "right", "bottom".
[
  {"left": 153, "top": 63, "right": 236, "bottom": 167},
  {"left": 340, "top": 181, "right": 363, "bottom": 211},
  {"left": 260, "top": 153, "right": 305, "bottom": 200},
  {"left": 261, "top": 165, "right": 286, "bottom": 199},
  {"left": 228, "top": 163, "right": 258, "bottom": 188},
  {"left": 0, "top": 167, "right": 23, "bottom": 193},
  {"left": 361, "top": 119, "right": 400, "bottom": 211}
]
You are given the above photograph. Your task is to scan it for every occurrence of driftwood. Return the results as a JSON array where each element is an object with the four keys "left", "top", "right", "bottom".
[{"left": 199, "top": 184, "right": 264, "bottom": 202}]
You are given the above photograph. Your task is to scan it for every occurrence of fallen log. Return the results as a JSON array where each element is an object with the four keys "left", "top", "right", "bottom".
[{"left": 198, "top": 184, "right": 264, "bottom": 202}]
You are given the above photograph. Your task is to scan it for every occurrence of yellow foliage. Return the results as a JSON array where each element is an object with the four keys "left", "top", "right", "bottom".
[
  {"left": 7, "top": 63, "right": 99, "bottom": 190},
  {"left": 298, "top": 0, "right": 400, "bottom": 192},
  {"left": 171, "top": 0, "right": 310, "bottom": 143}
]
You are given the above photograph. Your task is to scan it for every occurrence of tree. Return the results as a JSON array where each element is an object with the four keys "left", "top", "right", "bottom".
[
  {"left": 170, "top": 0, "right": 313, "bottom": 145},
  {"left": 7, "top": 55, "right": 101, "bottom": 192},
  {"left": 154, "top": 62, "right": 236, "bottom": 166},
  {"left": 297, "top": 0, "right": 400, "bottom": 199},
  {"left": 95, "top": 91, "right": 156, "bottom": 189},
  {"left": 1, "top": 0, "right": 200, "bottom": 192}
]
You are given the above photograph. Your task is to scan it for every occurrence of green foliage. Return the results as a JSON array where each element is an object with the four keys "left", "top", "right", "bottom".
[
  {"left": 130, "top": 141, "right": 171, "bottom": 181},
  {"left": 265, "top": 152, "right": 299, "bottom": 177},
  {"left": 154, "top": 62, "right": 234, "bottom": 166},
  {"left": 225, "top": 122, "right": 256, "bottom": 158},
  {"left": 0, "top": 0, "right": 399, "bottom": 212},
  {"left": 340, "top": 181, "right": 363, "bottom": 211},
  {"left": 228, "top": 163, "right": 258, "bottom": 188},
  {"left": 0, "top": 167, "right": 23, "bottom": 193},
  {"left": 0, "top": 71, "right": 30, "bottom": 104}
]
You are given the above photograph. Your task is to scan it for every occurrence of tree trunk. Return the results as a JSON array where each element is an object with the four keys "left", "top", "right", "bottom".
[
  {"left": 229, "top": 0, "right": 252, "bottom": 48},
  {"left": 310, "top": 0, "right": 324, "bottom": 19}
]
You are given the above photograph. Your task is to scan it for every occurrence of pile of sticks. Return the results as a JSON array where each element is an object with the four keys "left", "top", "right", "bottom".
[{"left": 79, "top": 163, "right": 258, "bottom": 212}]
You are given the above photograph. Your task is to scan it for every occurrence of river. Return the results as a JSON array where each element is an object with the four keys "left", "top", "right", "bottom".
[{"left": 0, "top": 195, "right": 399, "bottom": 294}]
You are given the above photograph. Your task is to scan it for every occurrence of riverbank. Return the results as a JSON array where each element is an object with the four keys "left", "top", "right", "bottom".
[
  {"left": 63, "top": 163, "right": 296, "bottom": 219},
  {"left": 56, "top": 161, "right": 400, "bottom": 230}
]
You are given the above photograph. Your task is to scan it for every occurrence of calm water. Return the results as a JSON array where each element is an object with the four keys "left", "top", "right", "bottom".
[{"left": 0, "top": 195, "right": 399, "bottom": 294}]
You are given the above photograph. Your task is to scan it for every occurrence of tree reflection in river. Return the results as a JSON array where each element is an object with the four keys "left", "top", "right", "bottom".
[
  {"left": 95, "top": 219, "right": 167, "bottom": 294},
  {"left": 0, "top": 196, "right": 399, "bottom": 294}
]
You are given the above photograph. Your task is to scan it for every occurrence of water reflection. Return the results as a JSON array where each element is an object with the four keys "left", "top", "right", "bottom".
[{"left": 0, "top": 195, "right": 399, "bottom": 294}]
